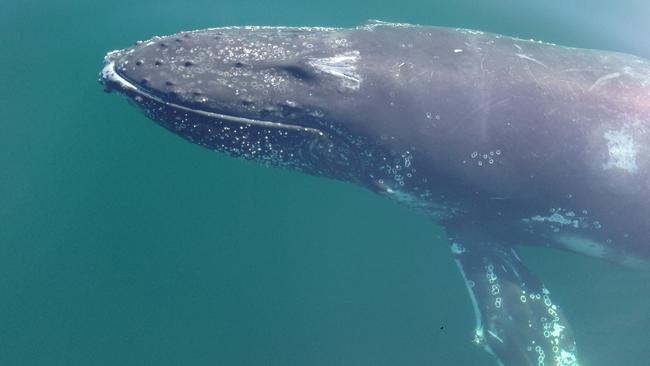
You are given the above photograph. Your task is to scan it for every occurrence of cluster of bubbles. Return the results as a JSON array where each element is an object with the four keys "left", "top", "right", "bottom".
[
  {"left": 524, "top": 207, "right": 602, "bottom": 233},
  {"left": 518, "top": 286, "right": 579, "bottom": 366},
  {"left": 370, "top": 148, "right": 456, "bottom": 219},
  {"left": 535, "top": 345, "right": 546, "bottom": 365},
  {"left": 485, "top": 264, "right": 502, "bottom": 309},
  {"left": 425, "top": 112, "right": 441, "bottom": 120},
  {"left": 331, "top": 38, "right": 351, "bottom": 49},
  {"left": 381, "top": 150, "right": 416, "bottom": 187},
  {"left": 468, "top": 149, "right": 501, "bottom": 167}
]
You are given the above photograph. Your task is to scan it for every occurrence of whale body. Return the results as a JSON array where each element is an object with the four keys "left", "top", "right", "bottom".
[{"left": 100, "top": 21, "right": 650, "bottom": 366}]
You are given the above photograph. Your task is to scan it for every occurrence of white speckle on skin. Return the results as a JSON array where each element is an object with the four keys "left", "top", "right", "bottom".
[
  {"left": 560, "top": 350, "right": 579, "bottom": 366},
  {"left": 308, "top": 51, "right": 362, "bottom": 89},
  {"left": 550, "top": 323, "right": 566, "bottom": 338},
  {"left": 602, "top": 129, "right": 639, "bottom": 173},
  {"left": 454, "top": 49, "right": 463, "bottom": 53}
]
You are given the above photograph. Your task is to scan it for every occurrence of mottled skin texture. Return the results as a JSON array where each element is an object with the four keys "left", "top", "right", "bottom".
[{"left": 100, "top": 21, "right": 650, "bottom": 366}]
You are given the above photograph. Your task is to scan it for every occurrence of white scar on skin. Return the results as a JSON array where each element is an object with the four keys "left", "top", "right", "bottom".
[
  {"left": 602, "top": 129, "right": 639, "bottom": 173},
  {"left": 515, "top": 53, "right": 547, "bottom": 68},
  {"left": 309, "top": 51, "right": 362, "bottom": 89},
  {"left": 588, "top": 72, "right": 621, "bottom": 91}
]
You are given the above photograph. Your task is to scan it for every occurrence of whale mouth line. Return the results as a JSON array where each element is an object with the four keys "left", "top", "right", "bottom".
[{"left": 100, "top": 59, "right": 326, "bottom": 136}]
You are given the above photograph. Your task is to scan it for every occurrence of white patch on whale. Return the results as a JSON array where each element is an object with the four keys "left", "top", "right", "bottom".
[
  {"left": 529, "top": 213, "right": 574, "bottom": 226},
  {"left": 308, "top": 51, "right": 362, "bottom": 90},
  {"left": 602, "top": 129, "right": 639, "bottom": 173},
  {"left": 524, "top": 208, "right": 588, "bottom": 229},
  {"left": 359, "top": 20, "right": 416, "bottom": 30}
]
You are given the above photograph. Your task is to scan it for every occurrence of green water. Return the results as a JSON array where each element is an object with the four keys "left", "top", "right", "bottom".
[{"left": 2, "top": 1, "right": 649, "bottom": 365}]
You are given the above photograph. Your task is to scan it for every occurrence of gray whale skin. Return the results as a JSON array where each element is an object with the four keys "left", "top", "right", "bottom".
[{"left": 100, "top": 20, "right": 650, "bottom": 366}]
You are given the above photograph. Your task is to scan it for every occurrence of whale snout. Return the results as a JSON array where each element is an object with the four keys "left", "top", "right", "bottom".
[
  {"left": 99, "top": 26, "right": 357, "bottom": 131},
  {"left": 100, "top": 29, "right": 326, "bottom": 117},
  {"left": 99, "top": 33, "right": 237, "bottom": 108},
  {"left": 99, "top": 49, "right": 132, "bottom": 93}
]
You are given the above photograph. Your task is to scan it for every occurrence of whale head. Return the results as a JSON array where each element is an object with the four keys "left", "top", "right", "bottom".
[{"left": 99, "top": 26, "right": 390, "bottom": 185}]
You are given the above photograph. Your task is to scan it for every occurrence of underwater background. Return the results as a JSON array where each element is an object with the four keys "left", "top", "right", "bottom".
[{"left": 2, "top": 0, "right": 650, "bottom": 365}]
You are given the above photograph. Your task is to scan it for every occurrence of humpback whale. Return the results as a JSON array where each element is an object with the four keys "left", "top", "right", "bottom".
[{"left": 99, "top": 21, "right": 650, "bottom": 366}]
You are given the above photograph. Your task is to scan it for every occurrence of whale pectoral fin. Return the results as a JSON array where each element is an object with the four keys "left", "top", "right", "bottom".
[{"left": 450, "top": 242, "right": 580, "bottom": 366}]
